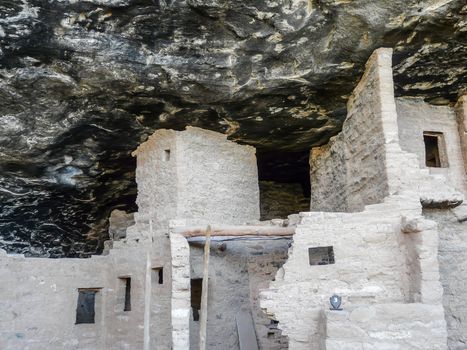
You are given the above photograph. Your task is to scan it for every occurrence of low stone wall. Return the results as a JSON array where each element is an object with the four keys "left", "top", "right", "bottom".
[
  {"left": 424, "top": 209, "right": 467, "bottom": 350},
  {"left": 0, "top": 220, "right": 173, "bottom": 350},
  {"left": 325, "top": 304, "right": 447, "bottom": 350}
]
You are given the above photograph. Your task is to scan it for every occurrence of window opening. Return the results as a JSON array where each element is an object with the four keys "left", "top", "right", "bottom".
[
  {"left": 164, "top": 149, "right": 170, "bottom": 161},
  {"left": 309, "top": 246, "right": 335, "bottom": 265},
  {"left": 423, "top": 132, "right": 447, "bottom": 168},
  {"left": 152, "top": 267, "right": 163, "bottom": 285},
  {"left": 190, "top": 278, "right": 203, "bottom": 321},
  {"left": 120, "top": 277, "right": 131, "bottom": 312}
]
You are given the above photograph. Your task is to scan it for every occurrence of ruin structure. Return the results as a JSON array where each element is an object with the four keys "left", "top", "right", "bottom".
[{"left": 1, "top": 48, "right": 466, "bottom": 350}]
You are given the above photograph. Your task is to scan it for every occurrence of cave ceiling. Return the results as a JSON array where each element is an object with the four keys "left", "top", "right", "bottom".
[{"left": 0, "top": 0, "right": 465, "bottom": 256}]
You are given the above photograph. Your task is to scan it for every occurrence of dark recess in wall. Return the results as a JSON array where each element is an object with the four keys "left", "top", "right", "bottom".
[{"left": 256, "top": 150, "right": 311, "bottom": 220}]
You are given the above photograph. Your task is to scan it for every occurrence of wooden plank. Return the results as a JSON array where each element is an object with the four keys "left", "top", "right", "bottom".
[
  {"left": 236, "top": 310, "right": 259, "bottom": 350},
  {"left": 199, "top": 225, "right": 211, "bottom": 350},
  {"left": 143, "top": 252, "right": 151, "bottom": 350},
  {"left": 177, "top": 226, "right": 295, "bottom": 238}
]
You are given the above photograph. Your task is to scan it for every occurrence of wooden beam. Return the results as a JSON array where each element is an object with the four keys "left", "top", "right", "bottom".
[
  {"left": 177, "top": 226, "right": 295, "bottom": 238},
  {"left": 199, "top": 225, "right": 211, "bottom": 350}
]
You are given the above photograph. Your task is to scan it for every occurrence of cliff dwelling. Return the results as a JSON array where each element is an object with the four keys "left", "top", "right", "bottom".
[
  {"left": 1, "top": 0, "right": 467, "bottom": 349},
  {"left": 1, "top": 46, "right": 466, "bottom": 350}
]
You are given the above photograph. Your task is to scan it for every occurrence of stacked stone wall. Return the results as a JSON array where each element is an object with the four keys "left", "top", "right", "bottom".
[
  {"left": 260, "top": 205, "right": 446, "bottom": 349},
  {"left": 396, "top": 98, "right": 466, "bottom": 195},
  {"left": 262, "top": 48, "right": 454, "bottom": 350},
  {"left": 310, "top": 49, "right": 392, "bottom": 212}
]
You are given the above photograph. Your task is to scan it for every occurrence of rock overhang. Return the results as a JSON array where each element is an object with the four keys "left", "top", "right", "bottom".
[{"left": 0, "top": 0, "right": 465, "bottom": 256}]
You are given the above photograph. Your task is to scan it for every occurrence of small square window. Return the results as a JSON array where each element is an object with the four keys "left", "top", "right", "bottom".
[{"left": 309, "top": 246, "right": 335, "bottom": 265}]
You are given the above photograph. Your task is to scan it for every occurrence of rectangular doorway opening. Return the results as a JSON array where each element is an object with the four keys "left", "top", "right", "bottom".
[
  {"left": 423, "top": 132, "right": 447, "bottom": 168},
  {"left": 76, "top": 289, "right": 99, "bottom": 324},
  {"left": 190, "top": 278, "right": 203, "bottom": 321},
  {"left": 309, "top": 246, "right": 335, "bottom": 266}
]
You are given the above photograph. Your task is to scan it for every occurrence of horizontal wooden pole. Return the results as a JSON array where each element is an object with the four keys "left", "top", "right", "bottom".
[{"left": 175, "top": 226, "right": 295, "bottom": 238}]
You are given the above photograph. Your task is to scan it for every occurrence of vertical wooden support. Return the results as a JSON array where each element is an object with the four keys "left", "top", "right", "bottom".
[
  {"left": 199, "top": 225, "right": 211, "bottom": 350},
  {"left": 143, "top": 252, "right": 152, "bottom": 350}
]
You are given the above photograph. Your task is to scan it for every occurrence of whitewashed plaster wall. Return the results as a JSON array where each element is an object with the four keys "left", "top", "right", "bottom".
[{"left": 0, "top": 233, "right": 172, "bottom": 350}]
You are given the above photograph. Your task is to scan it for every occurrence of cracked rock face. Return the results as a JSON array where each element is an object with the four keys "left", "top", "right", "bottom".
[{"left": 0, "top": 0, "right": 465, "bottom": 257}]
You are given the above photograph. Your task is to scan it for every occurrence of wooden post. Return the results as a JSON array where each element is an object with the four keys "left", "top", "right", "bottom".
[
  {"left": 199, "top": 225, "right": 211, "bottom": 350},
  {"left": 143, "top": 252, "right": 152, "bottom": 350}
]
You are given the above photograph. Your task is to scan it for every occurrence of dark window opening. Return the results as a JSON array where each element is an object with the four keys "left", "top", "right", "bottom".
[
  {"left": 309, "top": 246, "right": 335, "bottom": 265},
  {"left": 76, "top": 290, "right": 97, "bottom": 324},
  {"left": 190, "top": 278, "right": 203, "bottom": 321},
  {"left": 164, "top": 149, "right": 171, "bottom": 161},
  {"left": 153, "top": 267, "right": 163, "bottom": 285},
  {"left": 423, "top": 132, "right": 446, "bottom": 168},
  {"left": 120, "top": 277, "right": 131, "bottom": 312}
]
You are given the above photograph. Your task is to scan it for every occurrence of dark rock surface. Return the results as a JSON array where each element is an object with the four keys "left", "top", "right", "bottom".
[{"left": 0, "top": 0, "right": 465, "bottom": 256}]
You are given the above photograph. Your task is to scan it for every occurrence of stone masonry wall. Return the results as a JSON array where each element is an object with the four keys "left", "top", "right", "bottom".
[
  {"left": 395, "top": 97, "right": 467, "bottom": 349},
  {"left": 324, "top": 304, "right": 447, "bottom": 350},
  {"left": 396, "top": 97, "right": 466, "bottom": 194},
  {"left": 133, "top": 127, "right": 260, "bottom": 226},
  {"left": 259, "top": 181, "right": 310, "bottom": 220},
  {"left": 0, "top": 231, "right": 172, "bottom": 350},
  {"left": 0, "top": 253, "right": 109, "bottom": 350},
  {"left": 177, "top": 127, "right": 260, "bottom": 224},
  {"left": 189, "top": 239, "right": 289, "bottom": 350},
  {"left": 260, "top": 205, "right": 446, "bottom": 350},
  {"left": 424, "top": 209, "right": 467, "bottom": 350},
  {"left": 309, "top": 49, "right": 392, "bottom": 212},
  {"left": 261, "top": 48, "right": 456, "bottom": 350},
  {"left": 133, "top": 129, "right": 179, "bottom": 228}
]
